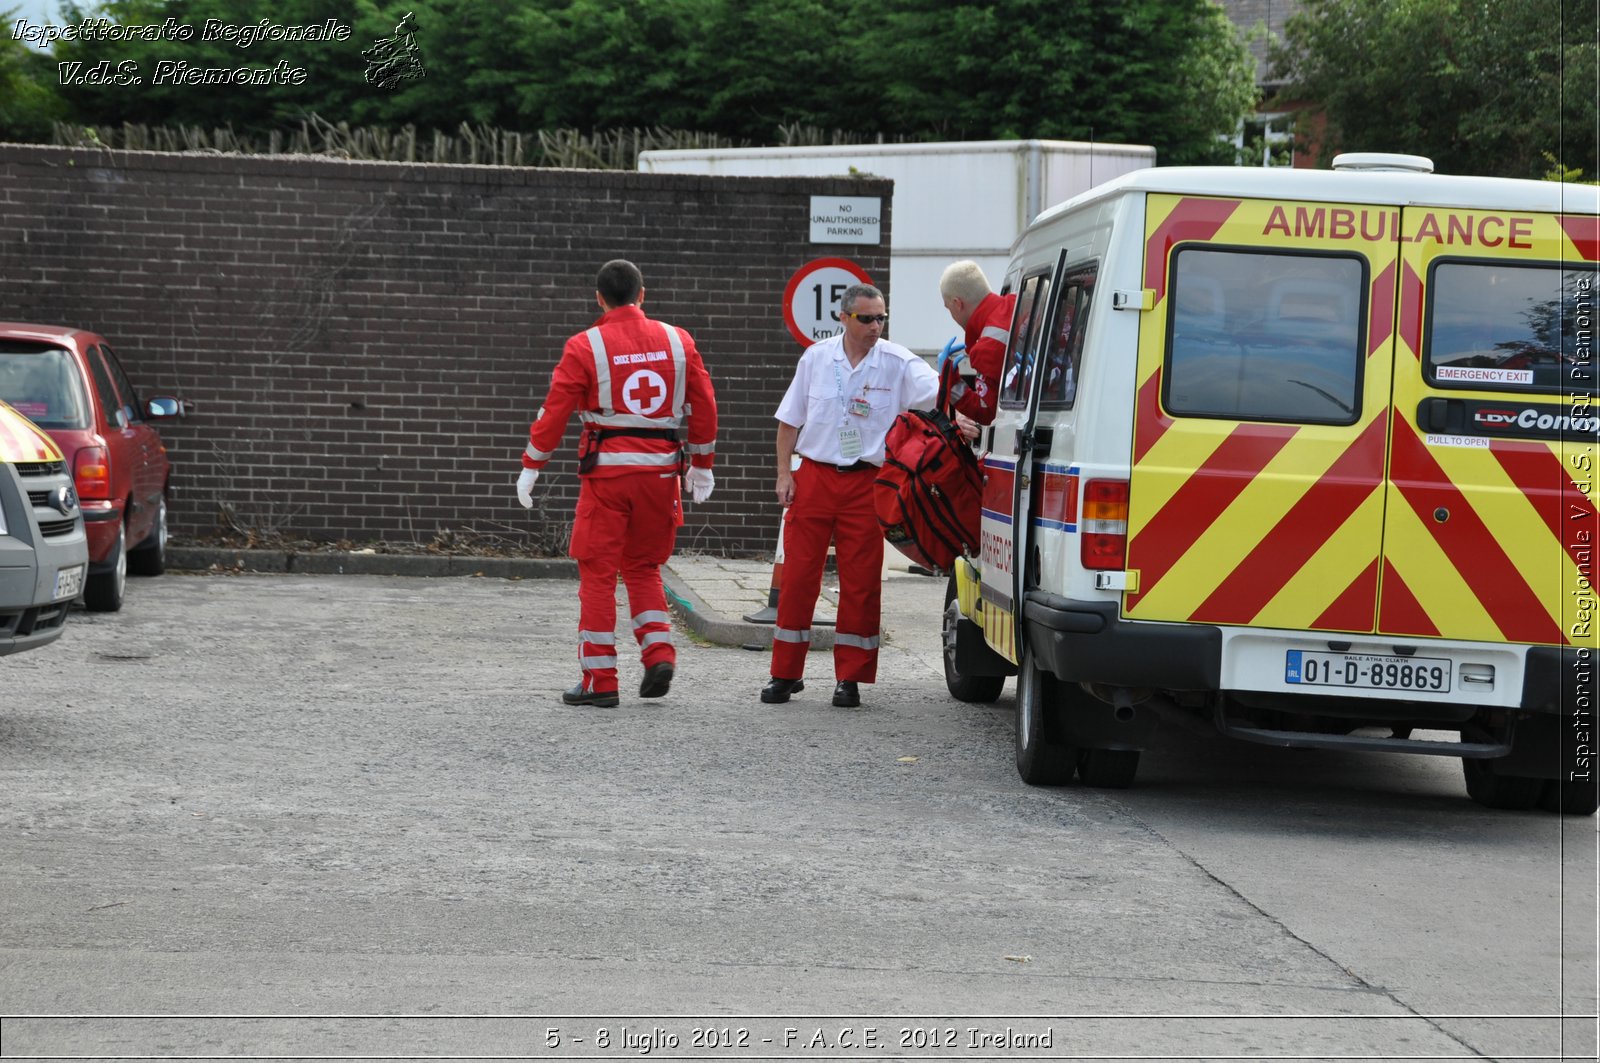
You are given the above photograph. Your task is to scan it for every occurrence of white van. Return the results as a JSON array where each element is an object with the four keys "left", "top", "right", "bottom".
[{"left": 942, "top": 154, "right": 1598, "bottom": 815}]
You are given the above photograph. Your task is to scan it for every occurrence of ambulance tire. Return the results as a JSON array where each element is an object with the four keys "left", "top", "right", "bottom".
[
  {"left": 1015, "top": 644, "right": 1077, "bottom": 786},
  {"left": 1461, "top": 756, "right": 1543, "bottom": 811},
  {"left": 1538, "top": 776, "right": 1599, "bottom": 817},
  {"left": 942, "top": 575, "right": 1004, "bottom": 703},
  {"left": 1077, "top": 748, "right": 1140, "bottom": 789}
]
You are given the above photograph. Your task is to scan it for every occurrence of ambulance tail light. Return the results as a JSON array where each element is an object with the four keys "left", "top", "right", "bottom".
[
  {"left": 74, "top": 445, "right": 111, "bottom": 501},
  {"left": 1081, "top": 479, "right": 1129, "bottom": 571}
]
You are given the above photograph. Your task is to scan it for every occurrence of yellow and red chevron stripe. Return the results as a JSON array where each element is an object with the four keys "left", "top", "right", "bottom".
[
  {"left": 1127, "top": 193, "right": 1398, "bottom": 634},
  {"left": 1126, "top": 194, "right": 1594, "bottom": 650},
  {"left": 1385, "top": 207, "right": 1596, "bottom": 648},
  {"left": 0, "top": 402, "right": 62, "bottom": 464},
  {"left": 1380, "top": 418, "right": 1588, "bottom": 646}
]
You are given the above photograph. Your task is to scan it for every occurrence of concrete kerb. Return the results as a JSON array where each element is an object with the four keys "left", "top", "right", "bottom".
[
  {"left": 167, "top": 546, "right": 815, "bottom": 652},
  {"left": 659, "top": 564, "right": 834, "bottom": 653},
  {"left": 166, "top": 547, "right": 578, "bottom": 580}
]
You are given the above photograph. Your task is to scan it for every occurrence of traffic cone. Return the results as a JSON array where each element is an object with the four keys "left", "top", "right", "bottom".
[
  {"left": 742, "top": 503, "right": 835, "bottom": 627},
  {"left": 743, "top": 517, "right": 785, "bottom": 624}
]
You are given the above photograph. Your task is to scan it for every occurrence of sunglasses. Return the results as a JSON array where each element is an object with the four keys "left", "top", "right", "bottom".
[{"left": 843, "top": 312, "right": 889, "bottom": 325}]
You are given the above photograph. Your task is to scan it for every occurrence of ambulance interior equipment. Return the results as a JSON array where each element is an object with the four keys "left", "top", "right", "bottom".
[{"left": 944, "top": 154, "right": 1599, "bottom": 815}]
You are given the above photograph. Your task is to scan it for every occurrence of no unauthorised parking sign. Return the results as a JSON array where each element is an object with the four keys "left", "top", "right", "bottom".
[{"left": 782, "top": 257, "right": 874, "bottom": 349}]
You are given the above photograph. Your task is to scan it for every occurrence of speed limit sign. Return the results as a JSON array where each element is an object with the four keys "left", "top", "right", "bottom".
[{"left": 781, "top": 257, "right": 874, "bottom": 348}]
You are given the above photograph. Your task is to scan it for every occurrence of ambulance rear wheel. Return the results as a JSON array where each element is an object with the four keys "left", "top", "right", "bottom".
[
  {"left": 1461, "top": 755, "right": 1543, "bottom": 811},
  {"left": 1538, "top": 776, "right": 1599, "bottom": 816},
  {"left": 1015, "top": 643, "right": 1077, "bottom": 786},
  {"left": 942, "top": 575, "right": 1004, "bottom": 703}
]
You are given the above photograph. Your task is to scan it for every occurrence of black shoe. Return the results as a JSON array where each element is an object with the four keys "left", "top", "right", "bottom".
[
  {"left": 832, "top": 681, "right": 860, "bottom": 707},
  {"left": 639, "top": 661, "right": 674, "bottom": 698},
  {"left": 563, "top": 683, "right": 619, "bottom": 707},
  {"left": 760, "top": 677, "right": 805, "bottom": 704}
]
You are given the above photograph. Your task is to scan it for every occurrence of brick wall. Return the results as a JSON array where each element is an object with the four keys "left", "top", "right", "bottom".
[{"left": 0, "top": 144, "right": 893, "bottom": 557}]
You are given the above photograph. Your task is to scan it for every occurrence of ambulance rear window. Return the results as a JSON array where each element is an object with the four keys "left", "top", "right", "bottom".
[
  {"left": 1425, "top": 260, "right": 1598, "bottom": 395},
  {"left": 1164, "top": 248, "right": 1365, "bottom": 425}
]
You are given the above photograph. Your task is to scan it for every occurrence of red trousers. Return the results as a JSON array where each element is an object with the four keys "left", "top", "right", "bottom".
[
  {"left": 570, "top": 472, "right": 682, "bottom": 694},
  {"left": 770, "top": 460, "right": 883, "bottom": 683}
]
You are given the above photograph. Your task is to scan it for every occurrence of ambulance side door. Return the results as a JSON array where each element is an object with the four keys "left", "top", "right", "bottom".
[
  {"left": 1125, "top": 195, "right": 1400, "bottom": 634},
  {"left": 1381, "top": 209, "right": 1598, "bottom": 651},
  {"left": 977, "top": 262, "right": 1058, "bottom": 663}
]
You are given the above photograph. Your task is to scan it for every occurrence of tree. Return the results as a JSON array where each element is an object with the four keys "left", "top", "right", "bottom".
[
  {"left": 18, "top": 0, "right": 1260, "bottom": 162},
  {"left": 865, "top": 0, "right": 1258, "bottom": 163},
  {"left": 0, "top": 5, "right": 70, "bottom": 140},
  {"left": 1273, "top": 0, "right": 1599, "bottom": 179}
]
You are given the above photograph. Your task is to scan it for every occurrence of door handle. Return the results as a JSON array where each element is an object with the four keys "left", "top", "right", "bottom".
[{"left": 1418, "top": 397, "right": 1465, "bottom": 432}]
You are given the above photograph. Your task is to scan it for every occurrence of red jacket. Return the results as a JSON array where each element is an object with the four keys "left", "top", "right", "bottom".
[
  {"left": 523, "top": 305, "right": 717, "bottom": 478},
  {"left": 950, "top": 292, "right": 1015, "bottom": 425}
]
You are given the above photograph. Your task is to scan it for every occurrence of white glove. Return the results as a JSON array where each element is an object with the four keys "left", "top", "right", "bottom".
[
  {"left": 516, "top": 468, "right": 539, "bottom": 509},
  {"left": 684, "top": 466, "right": 714, "bottom": 504}
]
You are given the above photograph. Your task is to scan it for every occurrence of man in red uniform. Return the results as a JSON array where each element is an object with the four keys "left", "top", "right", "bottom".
[
  {"left": 516, "top": 260, "right": 718, "bottom": 707},
  {"left": 763, "top": 284, "right": 939, "bottom": 709},
  {"left": 936, "top": 260, "right": 1017, "bottom": 426}
]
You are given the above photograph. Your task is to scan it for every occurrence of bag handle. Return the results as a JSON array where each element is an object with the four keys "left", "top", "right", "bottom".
[{"left": 936, "top": 360, "right": 960, "bottom": 417}]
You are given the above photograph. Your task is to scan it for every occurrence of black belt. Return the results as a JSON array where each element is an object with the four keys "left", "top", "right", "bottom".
[{"left": 806, "top": 458, "right": 876, "bottom": 473}]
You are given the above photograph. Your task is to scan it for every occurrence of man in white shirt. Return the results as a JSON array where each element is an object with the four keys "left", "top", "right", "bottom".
[{"left": 764, "top": 284, "right": 940, "bottom": 707}]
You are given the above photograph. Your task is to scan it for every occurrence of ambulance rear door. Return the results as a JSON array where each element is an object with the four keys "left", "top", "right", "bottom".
[
  {"left": 1124, "top": 194, "right": 1401, "bottom": 635},
  {"left": 1383, "top": 207, "right": 1598, "bottom": 651}
]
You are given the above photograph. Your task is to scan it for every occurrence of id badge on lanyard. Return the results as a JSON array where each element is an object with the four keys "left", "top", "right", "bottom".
[{"left": 836, "top": 362, "right": 872, "bottom": 460}]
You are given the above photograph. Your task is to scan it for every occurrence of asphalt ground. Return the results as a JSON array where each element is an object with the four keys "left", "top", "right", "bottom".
[{"left": 0, "top": 555, "right": 1593, "bottom": 1060}]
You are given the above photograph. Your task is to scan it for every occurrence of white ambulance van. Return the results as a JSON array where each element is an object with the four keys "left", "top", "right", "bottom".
[{"left": 943, "top": 154, "right": 1598, "bottom": 815}]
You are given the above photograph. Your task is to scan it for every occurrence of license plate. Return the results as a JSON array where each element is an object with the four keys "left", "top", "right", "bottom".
[
  {"left": 1285, "top": 650, "right": 1452, "bottom": 693},
  {"left": 53, "top": 564, "right": 85, "bottom": 601}
]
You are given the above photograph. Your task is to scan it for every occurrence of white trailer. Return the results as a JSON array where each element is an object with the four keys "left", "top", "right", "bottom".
[{"left": 638, "top": 139, "right": 1156, "bottom": 354}]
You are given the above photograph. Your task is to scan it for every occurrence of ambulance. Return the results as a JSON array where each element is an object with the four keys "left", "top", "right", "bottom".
[
  {"left": 942, "top": 154, "right": 1598, "bottom": 815},
  {"left": 0, "top": 399, "right": 88, "bottom": 657}
]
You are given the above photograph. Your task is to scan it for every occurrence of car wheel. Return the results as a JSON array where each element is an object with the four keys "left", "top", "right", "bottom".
[
  {"left": 1538, "top": 776, "right": 1599, "bottom": 817},
  {"left": 1461, "top": 755, "right": 1542, "bottom": 811},
  {"left": 1078, "top": 747, "right": 1141, "bottom": 789},
  {"left": 84, "top": 521, "right": 127, "bottom": 613},
  {"left": 943, "top": 575, "right": 1004, "bottom": 703},
  {"left": 1015, "top": 641, "right": 1076, "bottom": 786},
  {"left": 128, "top": 495, "right": 167, "bottom": 577}
]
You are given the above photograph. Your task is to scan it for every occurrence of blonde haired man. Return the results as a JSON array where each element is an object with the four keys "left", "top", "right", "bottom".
[{"left": 937, "top": 260, "right": 1016, "bottom": 426}]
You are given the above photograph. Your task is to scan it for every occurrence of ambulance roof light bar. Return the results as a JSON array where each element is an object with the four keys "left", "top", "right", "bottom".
[{"left": 1331, "top": 152, "right": 1435, "bottom": 174}]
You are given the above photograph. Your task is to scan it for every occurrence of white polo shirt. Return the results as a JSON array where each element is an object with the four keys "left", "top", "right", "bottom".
[{"left": 775, "top": 334, "right": 940, "bottom": 466}]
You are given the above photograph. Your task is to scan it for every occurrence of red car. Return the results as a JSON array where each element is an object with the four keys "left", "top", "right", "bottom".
[{"left": 0, "top": 324, "right": 182, "bottom": 612}]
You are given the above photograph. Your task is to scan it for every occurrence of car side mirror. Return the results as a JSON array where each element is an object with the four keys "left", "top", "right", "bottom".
[{"left": 146, "top": 396, "right": 185, "bottom": 419}]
